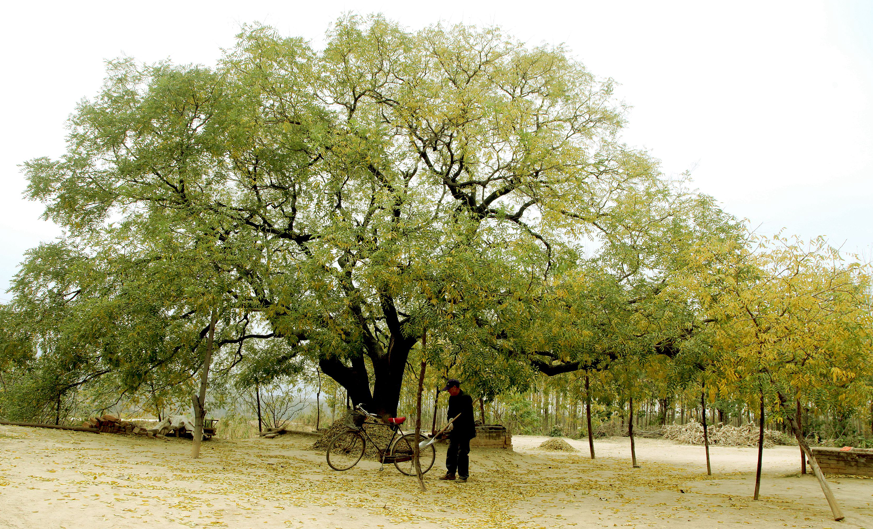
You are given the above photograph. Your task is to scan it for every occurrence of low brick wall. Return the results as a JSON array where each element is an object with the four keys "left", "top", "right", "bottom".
[
  {"left": 811, "top": 447, "right": 873, "bottom": 477},
  {"left": 470, "top": 425, "right": 512, "bottom": 449}
]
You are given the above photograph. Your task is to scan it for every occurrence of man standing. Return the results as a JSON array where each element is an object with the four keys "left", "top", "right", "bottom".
[{"left": 440, "top": 379, "right": 476, "bottom": 482}]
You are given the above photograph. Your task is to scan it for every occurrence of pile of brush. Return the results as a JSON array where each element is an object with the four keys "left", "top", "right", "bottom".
[{"left": 663, "top": 420, "right": 790, "bottom": 448}]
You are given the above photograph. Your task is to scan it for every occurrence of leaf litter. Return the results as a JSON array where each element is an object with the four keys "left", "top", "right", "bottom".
[{"left": 0, "top": 424, "right": 869, "bottom": 528}]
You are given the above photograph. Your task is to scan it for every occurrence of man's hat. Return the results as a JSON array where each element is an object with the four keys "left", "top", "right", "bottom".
[{"left": 441, "top": 379, "right": 461, "bottom": 391}]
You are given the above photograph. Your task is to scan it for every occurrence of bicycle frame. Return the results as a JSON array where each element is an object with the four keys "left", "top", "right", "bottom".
[{"left": 352, "top": 408, "right": 409, "bottom": 464}]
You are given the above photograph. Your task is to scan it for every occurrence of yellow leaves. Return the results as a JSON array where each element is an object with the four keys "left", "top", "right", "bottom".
[
  {"left": 829, "top": 367, "right": 855, "bottom": 385},
  {"left": 694, "top": 231, "right": 873, "bottom": 400}
]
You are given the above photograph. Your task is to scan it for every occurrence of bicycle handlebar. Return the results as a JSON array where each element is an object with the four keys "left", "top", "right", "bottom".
[{"left": 355, "top": 403, "right": 377, "bottom": 417}]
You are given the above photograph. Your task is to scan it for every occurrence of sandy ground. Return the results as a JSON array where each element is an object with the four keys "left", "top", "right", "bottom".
[{"left": 1, "top": 424, "right": 871, "bottom": 529}]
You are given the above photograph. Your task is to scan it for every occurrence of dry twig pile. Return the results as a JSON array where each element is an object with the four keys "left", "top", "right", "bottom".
[{"left": 663, "top": 421, "right": 790, "bottom": 448}]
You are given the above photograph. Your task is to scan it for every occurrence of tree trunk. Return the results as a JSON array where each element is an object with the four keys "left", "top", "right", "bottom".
[
  {"left": 797, "top": 399, "right": 806, "bottom": 475},
  {"left": 319, "top": 335, "right": 415, "bottom": 418},
  {"left": 371, "top": 339, "right": 414, "bottom": 417},
  {"left": 256, "top": 382, "right": 263, "bottom": 433},
  {"left": 320, "top": 354, "right": 374, "bottom": 411},
  {"left": 414, "top": 332, "right": 427, "bottom": 492},
  {"left": 555, "top": 390, "right": 562, "bottom": 434},
  {"left": 629, "top": 395, "right": 639, "bottom": 468},
  {"left": 570, "top": 395, "right": 579, "bottom": 436},
  {"left": 585, "top": 374, "right": 595, "bottom": 459},
  {"left": 329, "top": 384, "right": 336, "bottom": 422},
  {"left": 542, "top": 385, "right": 550, "bottom": 434},
  {"left": 192, "top": 310, "right": 218, "bottom": 459},
  {"left": 754, "top": 392, "right": 764, "bottom": 500},
  {"left": 431, "top": 386, "right": 439, "bottom": 434},
  {"left": 701, "top": 386, "right": 712, "bottom": 476},
  {"left": 777, "top": 391, "right": 844, "bottom": 521},
  {"left": 315, "top": 368, "right": 322, "bottom": 431}
]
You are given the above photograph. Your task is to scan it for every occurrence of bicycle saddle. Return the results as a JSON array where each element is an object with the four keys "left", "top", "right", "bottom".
[{"left": 386, "top": 417, "right": 406, "bottom": 425}]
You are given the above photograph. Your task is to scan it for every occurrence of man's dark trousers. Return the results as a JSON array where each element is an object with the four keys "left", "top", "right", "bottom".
[{"left": 446, "top": 436, "right": 471, "bottom": 478}]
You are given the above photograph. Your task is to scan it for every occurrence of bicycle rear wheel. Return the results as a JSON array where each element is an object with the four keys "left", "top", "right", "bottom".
[
  {"left": 326, "top": 430, "right": 366, "bottom": 471},
  {"left": 391, "top": 433, "right": 436, "bottom": 476}
]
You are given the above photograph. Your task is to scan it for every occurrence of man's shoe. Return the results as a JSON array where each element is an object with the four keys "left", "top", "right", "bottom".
[
  {"left": 458, "top": 476, "right": 468, "bottom": 483},
  {"left": 439, "top": 473, "right": 456, "bottom": 480}
]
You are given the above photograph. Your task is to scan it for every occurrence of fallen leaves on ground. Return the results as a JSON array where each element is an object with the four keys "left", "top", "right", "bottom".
[{"left": 0, "top": 425, "right": 869, "bottom": 529}]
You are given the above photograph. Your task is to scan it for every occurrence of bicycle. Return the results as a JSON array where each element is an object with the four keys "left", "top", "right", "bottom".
[{"left": 325, "top": 404, "right": 436, "bottom": 476}]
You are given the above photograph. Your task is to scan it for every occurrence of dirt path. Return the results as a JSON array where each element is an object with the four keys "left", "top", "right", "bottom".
[{"left": 1, "top": 425, "right": 871, "bottom": 528}]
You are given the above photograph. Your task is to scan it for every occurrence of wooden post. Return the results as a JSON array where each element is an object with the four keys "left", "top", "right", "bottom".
[
  {"left": 777, "top": 391, "right": 843, "bottom": 521},
  {"left": 585, "top": 373, "right": 595, "bottom": 459},
  {"left": 754, "top": 391, "right": 765, "bottom": 500},
  {"left": 192, "top": 310, "right": 217, "bottom": 459}
]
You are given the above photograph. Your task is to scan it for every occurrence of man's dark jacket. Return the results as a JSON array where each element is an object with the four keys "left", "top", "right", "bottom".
[{"left": 446, "top": 390, "right": 477, "bottom": 439}]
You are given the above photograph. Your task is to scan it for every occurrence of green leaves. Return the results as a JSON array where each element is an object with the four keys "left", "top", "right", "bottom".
[{"left": 16, "top": 15, "right": 820, "bottom": 419}]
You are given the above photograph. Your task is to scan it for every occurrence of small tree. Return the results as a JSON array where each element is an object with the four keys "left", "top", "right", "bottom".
[
  {"left": 241, "top": 381, "right": 307, "bottom": 430},
  {"left": 697, "top": 233, "right": 873, "bottom": 521}
]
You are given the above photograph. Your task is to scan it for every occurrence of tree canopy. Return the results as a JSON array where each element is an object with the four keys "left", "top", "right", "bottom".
[{"left": 4, "top": 15, "right": 870, "bottom": 424}]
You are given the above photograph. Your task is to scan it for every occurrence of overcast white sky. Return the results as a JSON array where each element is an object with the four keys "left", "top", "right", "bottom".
[{"left": 2, "top": 0, "right": 872, "bottom": 300}]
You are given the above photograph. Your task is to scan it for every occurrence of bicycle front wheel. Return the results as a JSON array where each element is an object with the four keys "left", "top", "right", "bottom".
[
  {"left": 326, "top": 430, "right": 366, "bottom": 471},
  {"left": 391, "top": 433, "right": 436, "bottom": 476}
]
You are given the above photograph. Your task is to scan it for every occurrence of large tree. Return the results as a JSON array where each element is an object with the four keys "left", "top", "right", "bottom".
[{"left": 22, "top": 15, "right": 673, "bottom": 416}]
